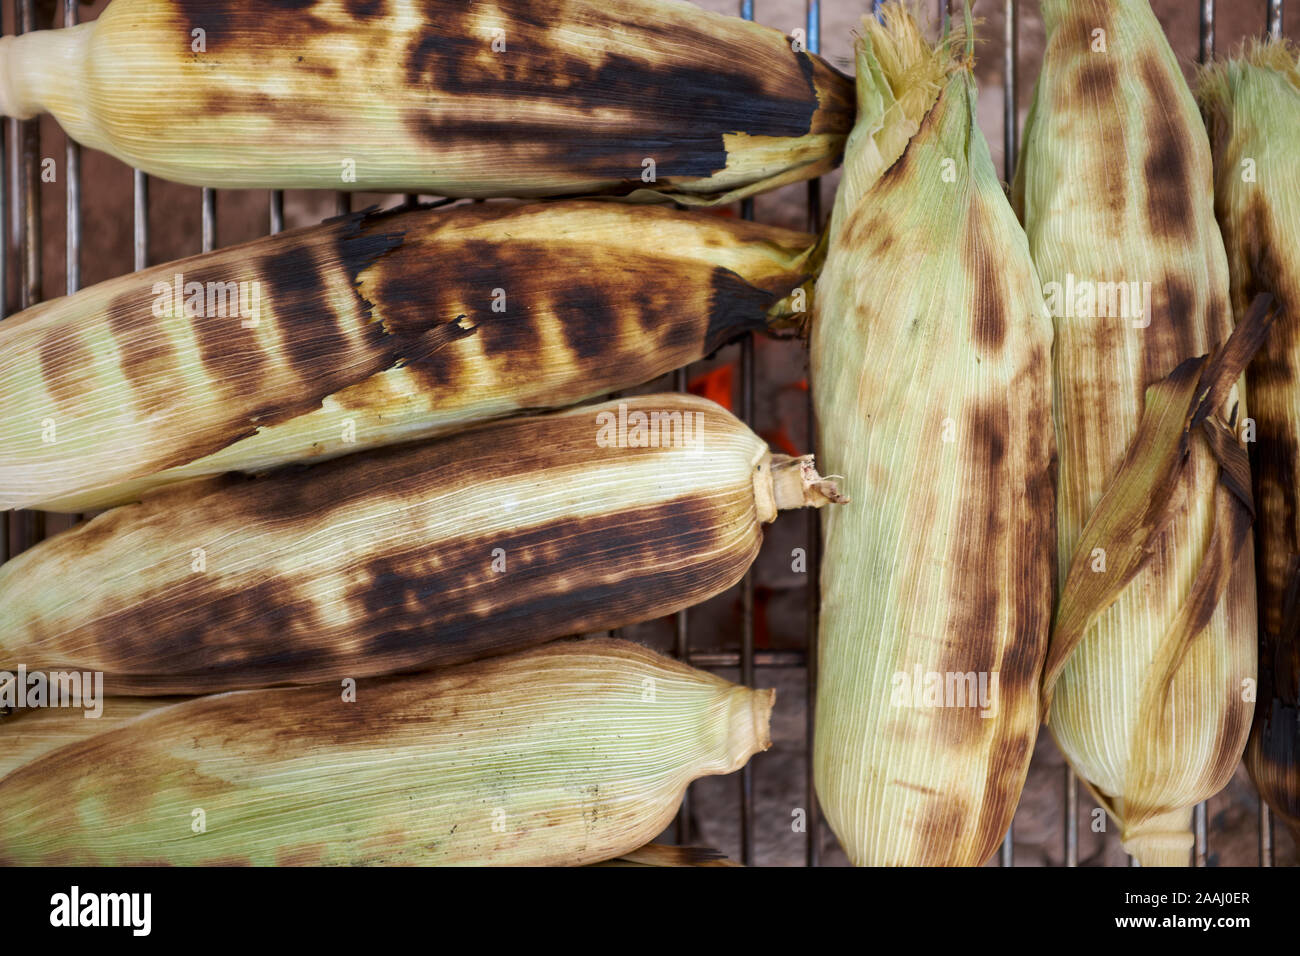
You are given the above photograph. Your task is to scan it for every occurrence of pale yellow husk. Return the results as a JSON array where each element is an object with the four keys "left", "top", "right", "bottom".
[
  {"left": 811, "top": 4, "right": 1056, "bottom": 867},
  {"left": 0, "top": 0, "right": 852, "bottom": 203}
]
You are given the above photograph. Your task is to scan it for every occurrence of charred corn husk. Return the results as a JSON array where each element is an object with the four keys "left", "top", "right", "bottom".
[
  {"left": 810, "top": 7, "right": 1055, "bottom": 867},
  {"left": 0, "top": 200, "right": 816, "bottom": 514},
  {"left": 0, "top": 0, "right": 852, "bottom": 203},
  {"left": 0, "top": 394, "right": 843, "bottom": 697},
  {"left": 0, "top": 639, "right": 774, "bottom": 866},
  {"left": 1016, "top": 0, "right": 1256, "bottom": 866},
  {"left": 592, "top": 844, "right": 741, "bottom": 866},
  {"left": 1199, "top": 41, "right": 1300, "bottom": 843},
  {"left": 0, "top": 698, "right": 182, "bottom": 779}
]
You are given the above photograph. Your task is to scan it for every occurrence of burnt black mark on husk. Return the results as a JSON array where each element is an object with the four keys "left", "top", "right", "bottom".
[
  {"left": 962, "top": 202, "right": 1008, "bottom": 354},
  {"left": 358, "top": 494, "right": 737, "bottom": 659},
  {"left": 402, "top": 0, "right": 821, "bottom": 181},
  {"left": 1072, "top": 56, "right": 1127, "bottom": 217},
  {"left": 38, "top": 329, "right": 98, "bottom": 412},
  {"left": 914, "top": 798, "right": 967, "bottom": 864},
  {"left": 174, "top": 0, "right": 330, "bottom": 50},
  {"left": 82, "top": 494, "right": 739, "bottom": 694},
  {"left": 90, "top": 214, "right": 407, "bottom": 474},
  {"left": 1141, "top": 274, "right": 1203, "bottom": 389},
  {"left": 705, "top": 268, "right": 780, "bottom": 352},
  {"left": 368, "top": 237, "right": 780, "bottom": 376},
  {"left": 344, "top": 0, "right": 386, "bottom": 18},
  {"left": 105, "top": 289, "right": 180, "bottom": 417},
  {"left": 1139, "top": 57, "right": 1198, "bottom": 242},
  {"left": 972, "top": 730, "right": 1031, "bottom": 859},
  {"left": 934, "top": 406, "right": 1007, "bottom": 748}
]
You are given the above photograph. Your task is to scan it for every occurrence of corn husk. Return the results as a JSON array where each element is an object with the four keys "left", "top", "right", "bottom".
[
  {"left": 0, "top": 697, "right": 183, "bottom": 779},
  {"left": 0, "top": 639, "right": 774, "bottom": 866},
  {"left": 1199, "top": 39, "right": 1300, "bottom": 843},
  {"left": 0, "top": 393, "right": 843, "bottom": 697},
  {"left": 1, "top": 200, "right": 816, "bottom": 514},
  {"left": 1015, "top": 0, "right": 1257, "bottom": 866},
  {"left": 591, "top": 844, "right": 741, "bottom": 866},
  {"left": 0, "top": 0, "right": 852, "bottom": 204},
  {"left": 810, "top": 5, "right": 1056, "bottom": 867}
]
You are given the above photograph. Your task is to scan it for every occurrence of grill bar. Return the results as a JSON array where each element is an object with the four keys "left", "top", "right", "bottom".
[
  {"left": 201, "top": 187, "right": 217, "bottom": 253},
  {"left": 999, "top": 0, "right": 1020, "bottom": 869},
  {"left": 1, "top": 0, "right": 1289, "bottom": 870},
  {"left": 804, "top": 0, "right": 824, "bottom": 870},
  {"left": 1260, "top": 0, "right": 1281, "bottom": 870},
  {"left": 14, "top": 0, "right": 42, "bottom": 556},
  {"left": 1201, "top": 0, "right": 1215, "bottom": 61},
  {"left": 64, "top": 2, "right": 80, "bottom": 296},
  {"left": 1064, "top": 769, "right": 1079, "bottom": 866},
  {"left": 133, "top": 170, "right": 148, "bottom": 271},
  {"left": 737, "top": 0, "right": 758, "bottom": 871},
  {"left": 0, "top": 17, "right": 8, "bottom": 566},
  {"left": 270, "top": 190, "right": 285, "bottom": 234},
  {"left": 674, "top": 359, "right": 692, "bottom": 845}
]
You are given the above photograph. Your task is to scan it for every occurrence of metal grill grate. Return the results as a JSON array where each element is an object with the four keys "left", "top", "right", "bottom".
[{"left": 0, "top": 0, "right": 1289, "bottom": 868}]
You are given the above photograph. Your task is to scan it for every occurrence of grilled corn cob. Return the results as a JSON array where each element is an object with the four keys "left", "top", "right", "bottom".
[
  {"left": 1015, "top": 0, "right": 1256, "bottom": 866},
  {"left": 1, "top": 200, "right": 816, "bottom": 514},
  {"left": 0, "top": 393, "right": 843, "bottom": 697},
  {"left": 0, "top": 0, "right": 853, "bottom": 203},
  {"left": 1199, "top": 40, "right": 1300, "bottom": 843},
  {"left": 0, "top": 639, "right": 774, "bottom": 866},
  {"left": 810, "top": 7, "right": 1056, "bottom": 867}
]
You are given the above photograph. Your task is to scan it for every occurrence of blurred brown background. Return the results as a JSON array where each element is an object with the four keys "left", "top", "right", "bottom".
[{"left": 7, "top": 0, "right": 1298, "bottom": 866}]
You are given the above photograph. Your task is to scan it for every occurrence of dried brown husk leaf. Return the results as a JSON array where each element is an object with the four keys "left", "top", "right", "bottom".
[{"left": 589, "top": 844, "right": 742, "bottom": 867}]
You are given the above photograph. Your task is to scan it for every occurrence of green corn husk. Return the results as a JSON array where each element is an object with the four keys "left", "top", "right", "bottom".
[
  {"left": 811, "top": 5, "right": 1056, "bottom": 866},
  {"left": 0, "top": 639, "right": 774, "bottom": 866},
  {"left": 1, "top": 200, "right": 817, "bottom": 514},
  {"left": 1015, "top": 0, "right": 1257, "bottom": 866},
  {"left": 0, "top": 0, "right": 853, "bottom": 204},
  {"left": 1198, "top": 39, "right": 1300, "bottom": 844}
]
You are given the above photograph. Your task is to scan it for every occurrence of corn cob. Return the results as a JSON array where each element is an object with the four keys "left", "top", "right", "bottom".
[
  {"left": 1199, "top": 40, "right": 1300, "bottom": 844},
  {"left": 0, "top": 200, "right": 816, "bottom": 514},
  {"left": 0, "top": 393, "right": 843, "bottom": 697},
  {"left": 810, "top": 7, "right": 1055, "bottom": 867},
  {"left": 0, "top": 639, "right": 774, "bottom": 866},
  {"left": 0, "top": 0, "right": 853, "bottom": 204},
  {"left": 1015, "top": 0, "right": 1256, "bottom": 866}
]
